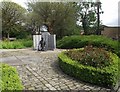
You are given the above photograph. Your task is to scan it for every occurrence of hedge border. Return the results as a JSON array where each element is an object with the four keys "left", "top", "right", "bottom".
[
  {"left": 58, "top": 51, "right": 119, "bottom": 89},
  {"left": 0, "top": 63, "right": 24, "bottom": 91}
]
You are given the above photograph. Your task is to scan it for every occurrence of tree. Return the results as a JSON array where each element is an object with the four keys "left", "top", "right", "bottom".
[
  {"left": 78, "top": 2, "right": 103, "bottom": 35},
  {"left": 1, "top": 1, "right": 26, "bottom": 39},
  {"left": 27, "top": 1, "right": 78, "bottom": 38},
  {"left": 0, "top": 2, "right": 2, "bottom": 39}
]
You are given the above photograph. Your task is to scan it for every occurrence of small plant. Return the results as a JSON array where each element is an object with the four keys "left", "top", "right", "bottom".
[{"left": 65, "top": 46, "right": 113, "bottom": 68}]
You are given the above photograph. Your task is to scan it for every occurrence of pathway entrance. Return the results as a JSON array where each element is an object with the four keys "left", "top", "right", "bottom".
[{"left": 0, "top": 49, "right": 113, "bottom": 91}]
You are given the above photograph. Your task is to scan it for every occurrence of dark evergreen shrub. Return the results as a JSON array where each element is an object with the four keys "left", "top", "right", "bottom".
[{"left": 57, "top": 35, "right": 120, "bottom": 57}]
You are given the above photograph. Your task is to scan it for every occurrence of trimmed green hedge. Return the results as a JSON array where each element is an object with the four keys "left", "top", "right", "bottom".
[
  {"left": 0, "top": 63, "right": 24, "bottom": 91},
  {"left": 58, "top": 51, "right": 119, "bottom": 88},
  {"left": 57, "top": 35, "right": 120, "bottom": 57}
]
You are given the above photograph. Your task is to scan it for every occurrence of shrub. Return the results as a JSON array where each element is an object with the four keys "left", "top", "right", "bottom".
[
  {"left": 12, "top": 42, "right": 25, "bottom": 49},
  {"left": 0, "top": 63, "right": 23, "bottom": 91},
  {"left": 20, "top": 39, "right": 33, "bottom": 47},
  {"left": 57, "top": 35, "right": 120, "bottom": 57},
  {"left": 65, "top": 46, "right": 113, "bottom": 68},
  {"left": 1, "top": 41, "right": 24, "bottom": 49},
  {"left": 1, "top": 39, "right": 33, "bottom": 49},
  {"left": 58, "top": 51, "right": 119, "bottom": 88}
]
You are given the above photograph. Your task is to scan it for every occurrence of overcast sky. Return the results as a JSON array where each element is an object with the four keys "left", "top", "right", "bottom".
[{"left": 11, "top": 0, "right": 120, "bottom": 27}]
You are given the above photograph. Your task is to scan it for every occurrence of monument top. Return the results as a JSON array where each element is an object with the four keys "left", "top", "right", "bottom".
[{"left": 40, "top": 25, "right": 48, "bottom": 32}]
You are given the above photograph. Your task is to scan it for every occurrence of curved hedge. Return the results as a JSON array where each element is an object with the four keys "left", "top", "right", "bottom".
[
  {"left": 0, "top": 63, "right": 24, "bottom": 91},
  {"left": 57, "top": 35, "right": 120, "bottom": 57},
  {"left": 58, "top": 51, "right": 119, "bottom": 88}
]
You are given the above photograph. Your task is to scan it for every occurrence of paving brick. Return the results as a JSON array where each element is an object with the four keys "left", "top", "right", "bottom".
[
  {"left": 1, "top": 49, "right": 112, "bottom": 91},
  {"left": 28, "top": 87, "right": 35, "bottom": 90}
]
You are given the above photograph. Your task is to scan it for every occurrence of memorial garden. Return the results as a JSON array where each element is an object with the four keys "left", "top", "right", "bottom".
[{"left": 0, "top": 1, "right": 120, "bottom": 91}]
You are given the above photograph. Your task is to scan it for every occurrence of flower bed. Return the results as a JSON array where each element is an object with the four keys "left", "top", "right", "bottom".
[
  {"left": 58, "top": 49, "right": 119, "bottom": 88},
  {"left": 65, "top": 46, "right": 113, "bottom": 68}
]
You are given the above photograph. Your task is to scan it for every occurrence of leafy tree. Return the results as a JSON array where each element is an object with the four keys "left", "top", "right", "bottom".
[
  {"left": 78, "top": 2, "right": 103, "bottom": 35},
  {"left": 0, "top": 18, "right": 1, "bottom": 38},
  {"left": 1, "top": 1, "right": 26, "bottom": 39},
  {"left": 27, "top": 2, "right": 79, "bottom": 38}
]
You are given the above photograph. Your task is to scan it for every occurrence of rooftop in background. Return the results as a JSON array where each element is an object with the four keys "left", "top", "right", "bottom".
[{"left": 103, "top": 25, "right": 120, "bottom": 28}]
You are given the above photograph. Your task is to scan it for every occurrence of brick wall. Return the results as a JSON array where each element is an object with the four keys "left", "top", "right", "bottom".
[{"left": 101, "top": 27, "right": 120, "bottom": 40}]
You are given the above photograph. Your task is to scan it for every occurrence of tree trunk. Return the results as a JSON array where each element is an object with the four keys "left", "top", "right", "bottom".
[
  {"left": 82, "top": 18, "right": 88, "bottom": 35},
  {"left": 82, "top": 15, "right": 88, "bottom": 35},
  {"left": 48, "top": 24, "right": 54, "bottom": 34},
  {"left": 96, "top": 2, "right": 101, "bottom": 35},
  {"left": 7, "top": 33, "right": 9, "bottom": 39}
]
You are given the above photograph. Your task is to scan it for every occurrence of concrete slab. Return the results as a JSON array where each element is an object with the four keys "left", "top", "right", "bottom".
[{"left": 1, "top": 56, "right": 17, "bottom": 62}]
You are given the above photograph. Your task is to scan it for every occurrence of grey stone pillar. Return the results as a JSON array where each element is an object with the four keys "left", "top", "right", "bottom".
[
  {"left": 48, "top": 35, "right": 56, "bottom": 50},
  {"left": 33, "top": 35, "right": 41, "bottom": 50}
]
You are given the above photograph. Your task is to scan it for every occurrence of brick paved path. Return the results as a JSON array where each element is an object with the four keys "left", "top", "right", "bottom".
[{"left": 0, "top": 49, "right": 118, "bottom": 91}]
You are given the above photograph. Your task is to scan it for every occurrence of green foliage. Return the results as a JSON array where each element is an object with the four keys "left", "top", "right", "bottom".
[
  {"left": 0, "top": 39, "right": 33, "bottom": 49},
  {"left": 27, "top": 2, "right": 78, "bottom": 38},
  {"left": 118, "top": 57, "right": 120, "bottom": 89},
  {"left": 65, "top": 46, "right": 112, "bottom": 68},
  {"left": 10, "top": 29, "right": 31, "bottom": 39},
  {"left": 77, "top": 2, "right": 103, "bottom": 35},
  {"left": 58, "top": 51, "right": 119, "bottom": 88},
  {"left": 1, "top": 1, "right": 26, "bottom": 38},
  {"left": 0, "top": 63, "right": 23, "bottom": 91},
  {"left": 19, "top": 39, "right": 33, "bottom": 47},
  {"left": 57, "top": 35, "right": 120, "bottom": 57}
]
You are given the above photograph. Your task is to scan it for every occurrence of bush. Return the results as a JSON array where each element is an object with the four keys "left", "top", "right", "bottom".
[
  {"left": 0, "top": 63, "right": 23, "bottom": 91},
  {"left": 65, "top": 46, "right": 113, "bottom": 68},
  {"left": 0, "top": 39, "right": 33, "bottom": 49},
  {"left": 57, "top": 35, "right": 120, "bottom": 57},
  {"left": 58, "top": 51, "right": 119, "bottom": 88},
  {"left": 17, "top": 39, "right": 33, "bottom": 47},
  {"left": 1, "top": 41, "right": 24, "bottom": 49}
]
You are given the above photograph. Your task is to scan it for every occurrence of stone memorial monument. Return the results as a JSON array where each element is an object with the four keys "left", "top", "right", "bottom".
[{"left": 33, "top": 25, "right": 56, "bottom": 51}]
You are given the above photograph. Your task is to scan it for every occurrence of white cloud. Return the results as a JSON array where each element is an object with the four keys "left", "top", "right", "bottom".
[
  {"left": 100, "top": 0, "right": 119, "bottom": 26},
  {"left": 11, "top": 0, "right": 28, "bottom": 8},
  {"left": 118, "top": 1, "right": 120, "bottom": 26}
]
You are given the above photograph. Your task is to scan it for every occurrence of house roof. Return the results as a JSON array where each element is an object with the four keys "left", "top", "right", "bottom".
[{"left": 102, "top": 25, "right": 120, "bottom": 28}]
